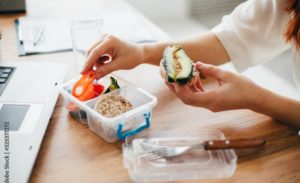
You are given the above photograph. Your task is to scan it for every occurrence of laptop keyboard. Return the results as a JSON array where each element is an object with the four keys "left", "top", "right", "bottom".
[
  {"left": 0, "top": 66, "right": 15, "bottom": 96},
  {"left": 0, "top": 0, "right": 26, "bottom": 12}
]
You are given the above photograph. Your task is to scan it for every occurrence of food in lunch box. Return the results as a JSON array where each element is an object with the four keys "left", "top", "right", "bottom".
[
  {"left": 160, "top": 44, "right": 200, "bottom": 85},
  {"left": 71, "top": 69, "right": 121, "bottom": 101},
  {"left": 72, "top": 70, "right": 105, "bottom": 101},
  {"left": 65, "top": 101, "right": 88, "bottom": 122},
  {"left": 104, "top": 77, "right": 120, "bottom": 94},
  {"left": 94, "top": 94, "right": 133, "bottom": 118}
]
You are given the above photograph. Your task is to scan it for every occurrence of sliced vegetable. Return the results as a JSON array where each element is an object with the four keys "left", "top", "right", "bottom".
[
  {"left": 72, "top": 70, "right": 105, "bottom": 101},
  {"left": 77, "top": 83, "right": 105, "bottom": 101},
  {"left": 175, "top": 48, "right": 194, "bottom": 85},
  {"left": 72, "top": 70, "right": 95, "bottom": 98},
  {"left": 161, "top": 44, "right": 194, "bottom": 85},
  {"left": 72, "top": 70, "right": 121, "bottom": 101},
  {"left": 104, "top": 77, "right": 120, "bottom": 94},
  {"left": 162, "top": 46, "right": 178, "bottom": 83},
  {"left": 93, "top": 83, "right": 105, "bottom": 95}
]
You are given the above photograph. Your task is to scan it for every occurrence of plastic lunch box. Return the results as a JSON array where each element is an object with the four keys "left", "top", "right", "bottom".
[
  {"left": 59, "top": 75, "right": 157, "bottom": 142},
  {"left": 123, "top": 129, "right": 237, "bottom": 182}
]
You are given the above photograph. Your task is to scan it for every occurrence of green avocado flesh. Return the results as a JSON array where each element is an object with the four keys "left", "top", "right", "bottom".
[{"left": 162, "top": 45, "right": 193, "bottom": 85}]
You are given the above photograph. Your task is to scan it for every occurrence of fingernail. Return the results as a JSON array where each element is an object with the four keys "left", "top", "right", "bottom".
[
  {"left": 195, "top": 64, "right": 201, "bottom": 69},
  {"left": 195, "top": 62, "right": 203, "bottom": 67}
]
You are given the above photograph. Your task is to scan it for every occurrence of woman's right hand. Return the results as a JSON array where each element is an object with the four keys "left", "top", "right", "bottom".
[{"left": 81, "top": 35, "right": 146, "bottom": 79}]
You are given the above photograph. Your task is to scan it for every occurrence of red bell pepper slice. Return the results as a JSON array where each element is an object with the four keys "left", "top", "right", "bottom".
[
  {"left": 77, "top": 83, "right": 105, "bottom": 101},
  {"left": 93, "top": 83, "right": 105, "bottom": 94}
]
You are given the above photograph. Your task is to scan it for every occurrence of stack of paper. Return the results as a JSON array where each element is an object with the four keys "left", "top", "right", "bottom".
[{"left": 16, "top": 17, "right": 72, "bottom": 55}]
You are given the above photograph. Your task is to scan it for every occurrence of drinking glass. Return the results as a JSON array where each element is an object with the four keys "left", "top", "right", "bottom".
[{"left": 71, "top": 13, "right": 103, "bottom": 74}]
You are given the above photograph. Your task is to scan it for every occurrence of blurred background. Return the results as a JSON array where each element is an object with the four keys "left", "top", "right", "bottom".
[
  {"left": 127, "top": 0, "right": 245, "bottom": 38},
  {"left": 0, "top": 0, "right": 295, "bottom": 86},
  {"left": 127, "top": 0, "right": 294, "bottom": 86}
]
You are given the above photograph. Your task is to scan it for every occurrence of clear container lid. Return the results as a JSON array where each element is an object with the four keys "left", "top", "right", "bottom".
[{"left": 123, "top": 129, "right": 237, "bottom": 182}]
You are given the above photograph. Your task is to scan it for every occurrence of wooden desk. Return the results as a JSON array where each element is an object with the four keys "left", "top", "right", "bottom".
[{"left": 1, "top": 4, "right": 300, "bottom": 183}]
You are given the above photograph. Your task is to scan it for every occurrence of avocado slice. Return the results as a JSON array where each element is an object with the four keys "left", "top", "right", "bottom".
[
  {"left": 162, "top": 46, "right": 176, "bottom": 83},
  {"left": 162, "top": 45, "right": 194, "bottom": 85}
]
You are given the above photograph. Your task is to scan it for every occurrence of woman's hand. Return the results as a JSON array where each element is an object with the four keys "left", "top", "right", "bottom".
[
  {"left": 82, "top": 35, "right": 145, "bottom": 79},
  {"left": 166, "top": 62, "right": 300, "bottom": 127},
  {"left": 165, "top": 62, "right": 265, "bottom": 112}
]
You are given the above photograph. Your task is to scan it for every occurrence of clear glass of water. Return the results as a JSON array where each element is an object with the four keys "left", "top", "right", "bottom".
[{"left": 71, "top": 13, "right": 103, "bottom": 74}]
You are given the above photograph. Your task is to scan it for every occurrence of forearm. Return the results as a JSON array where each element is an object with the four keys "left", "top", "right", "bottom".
[
  {"left": 250, "top": 88, "right": 300, "bottom": 128},
  {"left": 141, "top": 31, "right": 230, "bottom": 66}
]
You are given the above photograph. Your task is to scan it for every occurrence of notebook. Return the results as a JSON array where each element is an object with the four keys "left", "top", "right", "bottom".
[{"left": 15, "top": 17, "right": 72, "bottom": 56}]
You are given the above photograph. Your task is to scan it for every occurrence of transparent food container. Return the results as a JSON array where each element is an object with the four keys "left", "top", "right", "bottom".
[
  {"left": 123, "top": 129, "right": 237, "bottom": 182},
  {"left": 59, "top": 75, "right": 157, "bottom": 142},
  {"left": 60, "top": 75, "right": 127, "bottom": 124}
]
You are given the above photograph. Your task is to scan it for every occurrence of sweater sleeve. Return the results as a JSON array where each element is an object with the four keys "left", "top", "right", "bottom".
[{"left": 212, "top": 0, "right": 291, "bottom": 72}]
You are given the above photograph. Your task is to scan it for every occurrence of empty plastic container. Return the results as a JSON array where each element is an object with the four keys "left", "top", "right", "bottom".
[{"left": 123, "top": 129, "right": 237, "bottom": 182}]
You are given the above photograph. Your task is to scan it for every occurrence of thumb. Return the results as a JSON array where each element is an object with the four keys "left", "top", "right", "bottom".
[
  {"left": 94, "top": 58, "right": 120, "bottom": 79},
  {"left": 195, "top": 62, "right": 228, "bottom": 81}
]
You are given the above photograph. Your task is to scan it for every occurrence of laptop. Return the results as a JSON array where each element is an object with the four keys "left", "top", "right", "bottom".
[
  {"left": 0, "top": 0, "right": 26, "bottom": 13},
  {"left": 0, "top": 61, "right": 67, "bottom": 183}
]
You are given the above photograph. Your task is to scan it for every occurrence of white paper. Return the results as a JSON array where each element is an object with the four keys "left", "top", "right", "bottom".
[{"left": 18, "top": 17, "right": 72, "bottom": 54}]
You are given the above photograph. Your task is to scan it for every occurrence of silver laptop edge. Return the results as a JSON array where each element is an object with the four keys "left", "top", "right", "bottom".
[{"left": 0, "top": 61, "right": 67, "bottom": 183}]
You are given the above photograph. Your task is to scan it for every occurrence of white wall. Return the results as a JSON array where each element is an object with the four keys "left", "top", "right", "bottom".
[{"left": 126, "top": 0, "right": 190, "bottom": 20}]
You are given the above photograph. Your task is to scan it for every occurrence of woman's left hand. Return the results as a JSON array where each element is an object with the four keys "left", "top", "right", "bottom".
[{"left": 165, "top": 62, "right": 266, "bottom": 112}]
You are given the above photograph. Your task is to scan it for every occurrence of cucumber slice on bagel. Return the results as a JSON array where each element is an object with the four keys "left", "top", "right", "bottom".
[{"left": 160, "top": 44, "right": 199, "bottom": 85}]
